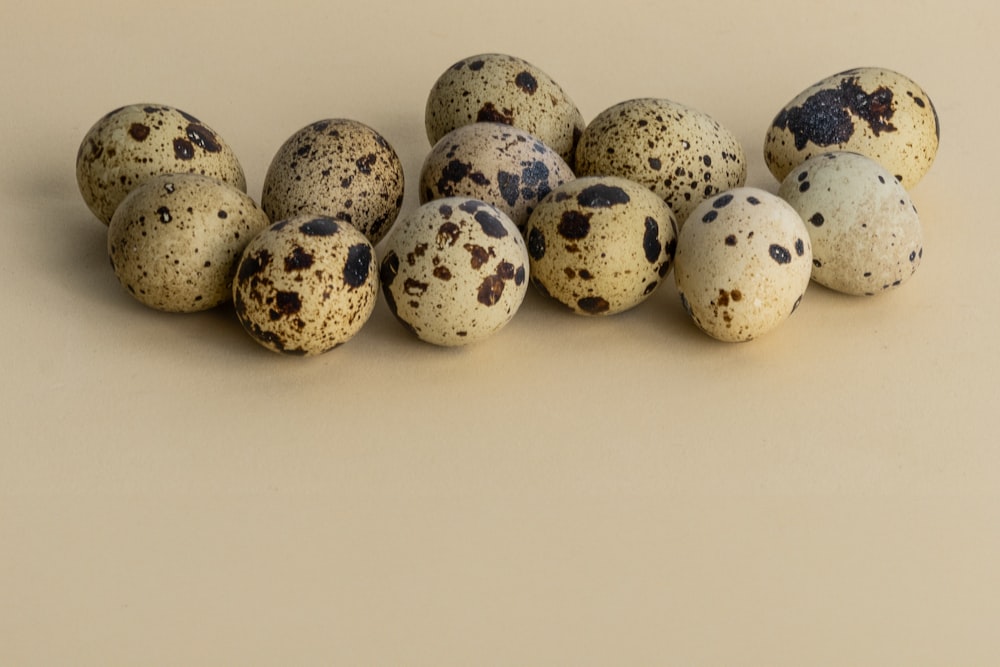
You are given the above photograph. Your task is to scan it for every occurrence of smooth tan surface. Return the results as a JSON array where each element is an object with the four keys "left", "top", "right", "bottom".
[{"left": 3, "top": 1, "right": 998, "bottom": 664}]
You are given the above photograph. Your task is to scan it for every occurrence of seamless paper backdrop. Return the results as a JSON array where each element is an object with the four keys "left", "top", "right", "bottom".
[{"left": 2, "top": 0, "right": 998, "bottom": 665}]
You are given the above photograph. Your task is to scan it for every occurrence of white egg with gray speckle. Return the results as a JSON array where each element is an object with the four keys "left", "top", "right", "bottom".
[
  {"left": 777, "top": 151, "right": 923, "bottom": 295},
  {"left": 674, "top": 188, "right": 812, "bottom": 342}
]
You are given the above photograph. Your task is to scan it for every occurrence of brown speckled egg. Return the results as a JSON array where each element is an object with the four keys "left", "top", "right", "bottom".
[
  {"left": 419, "top": 122, "right": 574, "bottom": 231},
  {"left": 232, "top": 215, "right": 378, "bottom": 356},
  {"left": 777, "top": 151, "right": 923, "bottom": 296},
  {"left": 379, "top": 198, "right": 529, "bottom": 346},
  {"left": 77, "top": 103, "right": 247, "bottom": 225},
  {"left": 425, "top": 53, "right": 585, "bottom": 167},
  {"left": 674, "top": 188, "right": 812, "bottom": 342},
  {"left": 764, "top": 67, "right": 940, "bottom": 188},
  {"left": 575, "top": 98, "right": 747, "bottom": 227},
  {"left": 524, "top": 176, "right": 678, "bottom": 316},
  {"left": 261, "top": 119, "right": 405, "bottom": 245},
  {"left": 108, "top": 174, "right": 270, "bottom": 312}
]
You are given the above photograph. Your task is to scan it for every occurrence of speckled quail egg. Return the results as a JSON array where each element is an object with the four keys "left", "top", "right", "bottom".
[
  {"left": 380, "top": 197, "right": 529, "bottom": 346},
  {"left": 77, "top": 103, "right": 247, "bottom": 225},
  {"left": 425, "top": 53, "right": 585, "bottom": 168},
  {"left": 524, "top": 176, "right": 678, "bottom": 315},
  {"left": 108, "top": 173, "right": 270, "bottom": 312},
  {"left": 574, "top": 98, "right": 747, "bottom": 226},
  {"left": 764, "top": 67, "right": 940, "bottom": 188},
  {"left": 777, "top": 151, "right": 923, "bottom": 296},
  {"left": 419, "top": 122, "right": 574, "bottom": 231},
  {"left": 232, "top": 215, "right": 378, "bottom": 355},
  {"left": 674, "top": 188, "right": 812, "bottom": 342},
  {"left": 261, "top": 119, "right": 405, "bottom": 245}
]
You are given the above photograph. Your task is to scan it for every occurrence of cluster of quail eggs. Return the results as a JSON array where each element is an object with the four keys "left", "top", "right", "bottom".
[{"left": 76, "top": 56, "right": 940, "bottom": 352}]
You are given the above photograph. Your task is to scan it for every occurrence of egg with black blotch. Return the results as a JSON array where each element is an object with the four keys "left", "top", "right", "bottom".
[
  {"left": 764, "top": 67, "right": 940, "bottom": 188},
  {"left": 77, "top": 103, "right": 247, "bottom": 225},
  {"left": 232, "top": 215, "right": 378, "bottom": 356}
]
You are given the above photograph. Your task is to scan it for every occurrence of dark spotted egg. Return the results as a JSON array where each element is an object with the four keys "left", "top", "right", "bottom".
[
  {"left": 77, "top": 103, "right": 247, "bottom": 225},
  {"left": 764, "top": 67, "right": 940, "bottom": 189},
  {"left": 108, "top": 174, "right": 270, "bottom": 313},
  {"left": 524, "top": 176, "right": 678, "bottom": 316},
  {"left": 261, "top": 119, "right": 405, "bottom": 246},
  {"left": 674, "top": 188, "right": 812, "bottom": 342},
  {"left": 777, "top": 151, "right": 923, "bottom": 296},
  {"left": 232, "top": 215, "right": 378, "bottom": 355},
  {"left": 425, "top": 53, "right": 585, "bottom": 168},
  {"left": 379, "top": 197, "right": 529, "bottom": 346},
  {"left": 418, "top": 122, "right": 574, "bottom": 232},
  {"left": 574, "top": 98, "right": 747, "bottom": 227}
]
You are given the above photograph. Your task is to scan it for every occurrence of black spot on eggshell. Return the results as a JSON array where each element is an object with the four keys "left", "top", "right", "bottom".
[
  {"left": 528, "top": 227, "right": 546, "bottom": 260},
  {"left": 271, "top": 291, "right": 302, "bottom": 319},
  {"left": 769, "top": 244, "right": 792, "bottom": 265},
  {"left": 344, "top": 244, "right": 372, "bottom": 288},
  {"left": 128, "top": 123, "right": 150, "bottom": 141},
  {"left": 497, "top": 171, "right": 520, "bottom": 207},
  {"left": 285, "top": 247, "right": 314, "bottom": 271},
  {"left": 747, "top": 196, "right": 761, "bottom": 205},
  {"left": 515, "top": 71, "right": 538, "bottom": 94},
  {"left": 643, "top": 217, "right": 661, "bottom": 263},
  {"left": 477, "top": 103, "right": 514, "bottom": 125},
  {"left": 713, "top": 194, "right": 734, "bottom": 208},
  {"left": 725, "top": 235, "right": 737, "bottom": 246},
  {"left": 186, "top": 124, "right": 221, "bottom": 152},
  {"left": 478, "top": 275, "right": 506, "bottom": 306},
  {"left": 772, "top": 76, "right": 897, "bottom": 150},
  {"left": 356, "top": 153, "right": 377, "bottom": 174},
  {"left": 648, "top": 157, "right": 662, "bottom": 171},
  {"left": 577, "top": 184, "right": 630, "bottom": 208},
  {"left": 702, "top": 210, "right": 718, "bottom": 223},
  {"left": 810, "top": 213, "right": 825, "bottom": 227},
  {"left": 474, "top": 210, "right": 508, "bottom": 238},
  {"left": 578, "top": 296, "right": 610, "bottom": 314},
  {"left": 156, "top": 206, "right": 172, "bottom": 223},
  {"left": 558, "top": 210, "right": 591, "bottom": 240},
  {"left": 300, "top": 218, "right": 339, "bottom": 236},
  {"left": 795, "top": 238, "right": 806, "bottom": 256},
  {"left": 173, "top": 138, "right": 194, "bottom": 160},
  {"left": 238, "top": 249, "right": 272, "bottom": 282}
]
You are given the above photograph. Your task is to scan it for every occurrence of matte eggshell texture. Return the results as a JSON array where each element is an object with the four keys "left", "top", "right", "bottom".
[
  {"left": 524, "top": 175, "right": 678, "bottom": 315},
  {"left": 232, "top": 215, "right": 378, "bottom": 356},
  {"left": 108, "top": 174, "right": 270, "bottom": 313},
  {"left": 379, "top": 198, "right": 529, "bottom": 346},
  {"left": 674, "top": 188, "right": 812, "bottom": 342},
  {"left": 77, "top": 103, "right": 247, "bottom": 225},
  {"left": 777, "top": 151, "right": 923, "bottom": 295},
  {"left": 764, "top": 67, "right": 940, "bottom": 189},
  {"left": 574, "top": 98, "right": 747, "bottom": 227},
  {"left": 419, "top": 122, "right": 575, "bottom": 231},
  {"left": 425, "top": 53, "right": 586, "bottom": 167},
  {"left": 261, "top": 119, "right": 405, "bottom": 246}
]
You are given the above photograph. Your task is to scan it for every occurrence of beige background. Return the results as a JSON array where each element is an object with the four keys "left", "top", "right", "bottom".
[{"left": 3, "top": 0, "right": 998, "bottom": 664}]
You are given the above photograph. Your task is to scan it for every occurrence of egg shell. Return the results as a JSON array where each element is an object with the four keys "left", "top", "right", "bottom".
[
  {"left": 524, "top": 175, "right": 678, "bottom": 316},
  {"left": 764, "top": 67, "right": 940, "bottom": 188},
  {"left": 261, "top": 119, "right": 405, "bottom": 246},
  {"left": 674, "top": 188, "right": 812, "bottom": 342},
  {"left": 574, "top": 98, "right": 747, "bottom": 226},
  {"left": 107, "top": 174, "right": 270, "bottom": 312},
  {"left": 777, "top": 151, "right": 923, "bottom": 296},
  {"left": 425, "top": 53, "right": 585, "bottom": 168},
  {"left": 77, "top": 103, "right": 247, "bottom": 225},
  {"left": 379, "top": 198, "right": 529, "bottom": 346},
  {"left": 232, "top": 215, "right": 378, "bottom": 356},
  {"left": 419, "top": 122, "right": 575, "bottom": 231}
]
